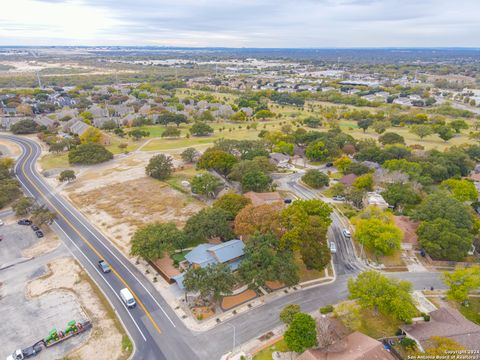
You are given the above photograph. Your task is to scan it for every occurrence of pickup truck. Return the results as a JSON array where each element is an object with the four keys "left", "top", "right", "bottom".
[
  {"left": 6, "top": 341, "right": 43, "bottom": 360},
  {"left": 98, "top": 260, "right": 111, "bottom": 273}
]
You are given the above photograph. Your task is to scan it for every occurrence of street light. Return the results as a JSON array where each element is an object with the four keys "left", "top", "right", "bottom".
[{"left": 225, "top": 322, "right": 236, "bottom": 352}]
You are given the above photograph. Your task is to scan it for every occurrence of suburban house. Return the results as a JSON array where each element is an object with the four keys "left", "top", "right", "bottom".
[
  {"left": 173, "top": 239, "right": 245, "bottom": 289},
  {"left": 298, "top": 331, "right": 395, "bottom": 360},
  {"left": 338, "top": 173, "right": 358, "bottom": 187},
  {"left": 244, "top": 191, "right": 283, "bottom": 206},
  {"left": 269, "top": 152, "right": 290, "bottom": 168},
  {"left": 363, "top": 192, "right": 389, "bottom": 209},
  {"left": 400, "top": 307, "right": 480, "bottom": 351}
]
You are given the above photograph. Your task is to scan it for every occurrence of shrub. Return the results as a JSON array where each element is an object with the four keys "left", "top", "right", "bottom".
[
  {"left": 302, "top": 169, "right": 329, "bottom": 188},
  {"left": 320, "top": 304, "right": 334, "bottom": 314}
]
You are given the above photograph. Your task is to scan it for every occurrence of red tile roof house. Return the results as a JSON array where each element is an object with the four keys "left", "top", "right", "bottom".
[
  {"left": 298, "top": 331, "right": 396, "bottom": 360},
  {"left": 400, "top": 307, "right": 480, "bottom": 351},
  {"left": 338, "top": 174, "right": 358, "bottom": 187}
]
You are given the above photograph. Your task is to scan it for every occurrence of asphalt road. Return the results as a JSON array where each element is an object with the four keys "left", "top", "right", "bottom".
[
  {"left": 2, "top": 134, "right": 446, "bottom": 360},
  {"left": 283, "top": 172, "right": 366, "bottom": 275}
]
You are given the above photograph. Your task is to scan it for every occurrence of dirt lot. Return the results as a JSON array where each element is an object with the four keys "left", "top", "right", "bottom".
[
  {"left": 28, "top": 257, "right": 128, "bottom": 360},
  {"left": 57, "top": 154, "right": 204, "bottom": 255},
  {"left": 0, "top": 138, "right": 21, "bottom": 158}
]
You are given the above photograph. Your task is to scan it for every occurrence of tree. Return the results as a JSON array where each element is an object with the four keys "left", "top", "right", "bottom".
[
  {"left": 68, "top": 143, "right": 113, "bottom": 165},
  {"left": 183, "top": 263, "right": 236, "bottom": 303},
  {"left": 443, "top": 266, "right": 480, "bottom": 303},
  {"left": 357, "top": 118, "right": 372, "bottom": 132},
  {"left": 181, "top": 148, "right": 199, "bottom": 163},
  {"left": 238, "top": 233, "right": 299, "bottom": 290},
  {"left": 234, "top": 204, "right": 282, "bottom": 239},
  {"left": 441, "top": 178, "right": 478, "bottom": 202},
  {"left": 284, "top": 313, "right": 317, "bottom": 353},
  {"left": 303, "top": 117, "right": 322, "bottom": 128},
  {"left": 417, "top": 218, "right": 473, "bottom": 261},
  {"left": 302, "top": 169, "right": 329, "bottom": 188},
  {"left": 31, "top": 206, "right": 56, "bottom": 226},
  {"left": 190, "top": 173, "right": 222, "bottom": 198},
  {"left": 161, "top": 126, "right": 181, "bottom": 138},
  {"left": 197, "top": 149, "right": 237, "bottom": 176},
  {"left": 128, "top": 129, "right": 150, "bottom": 140},
  {"left": 372, "top": 121, "right": 389, "bottom": 134},
  {"left": 378, "top": 132, "right": 405, "bottom": 145},
  {"left": 10, "top": 120, "right": 40, "bottom": 134},
  {"left": 130, "top": 222, "right": 184, "bottom": 260},
  {"left": 410, "top": 124, "right": 433, "bottom": 139},
  {"left": 333, "top": 156, "right": 352, "bottom": 173},
  {"left": 58, "top": 170, "right": 76, "bottom": 183},
  {"left": 352, "top": 173, "right": 373, "bottom": 191},
  {"left": 348, "top": 270, "right": 417, "bottom": 321},
  {"left": 436, "top": 125, "right": 454, "bottom": 142},
  {"left": 305, "top": 140, "right": 329, "bottom": 162},
  {"left": 413, "top": 192, "right": 473, "bottom": 230},
  {"left": 184, "top": 207, "right": 234, "bottom": 243},
  {"left": 190, "top": 122, "right": 214, "bottom": 136},
  {"left": 241, "top": 170, "right": 272, "bottom": 192},
  {"left": 146, "top": 154, "right": 173, "bottom": 180},
  {"left": 228, "top": 156, "right": 276, "bottom": 181},
  {"left": 80, "top": 127, "right": 102, "bottom": 144},
  {"left": 449, "top": 119, "right": 469, "bottom": 133},
  {"left": 273, "top": 141, "right": 294, "bottom": 156},
  {"left": 12, "top": 196, "right": 34, "bottom": 216},
  {"left": 345, "top": 162, "right": 371, "bottom": 176},
  {"left": 422, "top": 336, "right": 464, "bottom": 356},
  {"left": 353, "top": 208, "right": 402, "bottom": 257},
  {"left": 279, "top": 304, "right": 301, "bottom": 325},
  {"left": 381, "top": 183, "right": 421, "bottom": 210},
  {"left": 345, "top": 186, "right": 366, "bottom": 208},
  {"left": 213, "top": 193, "right": 251, "bottom": 220},
  {"left": 255, "top": 109, "right": 274, "bottom": 120}
]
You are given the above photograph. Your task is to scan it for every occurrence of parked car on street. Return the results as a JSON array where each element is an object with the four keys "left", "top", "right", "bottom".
[
  {"left": 332, "top": 195, "right": 345, "bottom": 201},
  {"left": 31, "top": 225, "right": 39, "bottom": 231},
  {"left": 329, "top": 241, "right": 337, "bottom": 253},
  {"left": 35, "top": 230, "right": 44, "bottom": 238},
  {"left": 18, "top": 219, "right": 32, "bottom": 225}
]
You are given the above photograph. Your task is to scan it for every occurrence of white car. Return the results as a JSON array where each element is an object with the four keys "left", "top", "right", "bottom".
[
  {"left": 0, "top": 219, "right": 4, "bottom": 226},
  {"left": 329, "top": 241, "right": 337, "bottom": 253},
  {"left": 342, "top": 229, "right": 351, "bottom": 238}
]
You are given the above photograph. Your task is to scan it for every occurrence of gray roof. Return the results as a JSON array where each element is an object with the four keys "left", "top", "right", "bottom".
[
  {"left": 69, "top": 120, "right": 92, "bottom": 136},
  {"left": 184, "top": 239, "right": 245, "bottom": 268},
  {"left": 209, "top": 240, "right": 245, "bottom": 263}
]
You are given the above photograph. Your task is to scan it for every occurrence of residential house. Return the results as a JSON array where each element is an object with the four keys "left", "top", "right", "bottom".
[
  {"left": 244, "top": 191, "right": 283, "bottom": 206},
  {"left": 401, "top": 307, "right": 480, "bottom": 351},
  {"left": 34, "top": 116, "right": 56, "bottom": 129},
  {"left": 269, "top": 152, "right": 290, "bottom": 168},
  {"left": 63, "top": 119, "right": 92, "bottom": 136},
  {"left": 173, "top": 239, "right": 245, "bottom": 289},
  {"left": 298, "top": 331, "right": 395, "bottom": 360},
  {"left": 363, "top": 192, "right": 389, "bottom": 209}
]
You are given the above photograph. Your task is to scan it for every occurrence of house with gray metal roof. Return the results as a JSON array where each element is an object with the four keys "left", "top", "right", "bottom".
[{"left": 173, "top": 239, "right": 245, "bottom": 289}]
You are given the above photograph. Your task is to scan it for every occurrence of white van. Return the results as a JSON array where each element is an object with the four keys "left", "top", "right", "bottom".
[{"left": 120, "top": 288, "right": 136, "bottom": 308}]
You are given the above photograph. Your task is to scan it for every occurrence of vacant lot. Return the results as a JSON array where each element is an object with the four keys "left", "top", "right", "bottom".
[{"left": 62, "top": 155, "right": 204, "bottom": 255}]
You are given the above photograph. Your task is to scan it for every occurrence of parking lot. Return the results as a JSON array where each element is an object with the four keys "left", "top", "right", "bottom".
[{"left": 0, "top": 214, "right": 89, "bottom": 360}]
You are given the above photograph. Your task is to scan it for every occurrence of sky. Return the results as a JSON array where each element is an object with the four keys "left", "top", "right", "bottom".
[{"left": 0, "top": 0, "right": 479, "bottom": 47}]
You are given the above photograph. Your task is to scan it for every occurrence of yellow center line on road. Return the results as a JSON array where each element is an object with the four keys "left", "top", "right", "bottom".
[{"left": 19, "top": 141, "right": 162, "bottom": 336}]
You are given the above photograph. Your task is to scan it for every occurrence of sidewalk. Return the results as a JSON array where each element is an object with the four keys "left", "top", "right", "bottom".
[{"left": 134, "top": 257, "right": 336, "bottom": 332}]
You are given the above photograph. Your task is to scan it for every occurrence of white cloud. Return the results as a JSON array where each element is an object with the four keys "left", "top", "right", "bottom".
[{"left": 0, "top": 0, "right": 478, "bottom": 46}]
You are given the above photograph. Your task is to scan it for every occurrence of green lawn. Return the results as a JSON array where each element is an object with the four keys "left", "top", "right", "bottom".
[
  {"left": 171, "top": 251, "right": 189, "bottom": 263},
  {"left": 39, "top": 153, "right": 69, "bottom": 170},
  {"left": 253, "top": 339, "right": 288, "bottom": 360},
  {"left": 349, "top": 307, "right": 401, "bottom": 339},
  {"left": 457, "top": 297, "right": 480, "bottom": 325}
]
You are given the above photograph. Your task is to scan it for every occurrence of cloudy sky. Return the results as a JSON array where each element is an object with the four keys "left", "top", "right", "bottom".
[{"left": 0, "top": 0, "right": 479, "bottom": 47}]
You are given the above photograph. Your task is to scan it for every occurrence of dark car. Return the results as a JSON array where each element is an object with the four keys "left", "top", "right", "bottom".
[
  {"left": 98, "top": 260, "right": 111, "bottom": 273},
  {"left": 31, "top": 224, "right": 40, "bottom": 231},
  {"left": 35, "top": 230, "right": 44, "bottom": 238},
  {"left": 18, "top": 219, "right": 32, "bottom": 225},
  {"left": 284, "top": 198, "right": 293, "bottom": 204},
  {"left": 325, "top": 162, "right": 334, "bottom": 167}
]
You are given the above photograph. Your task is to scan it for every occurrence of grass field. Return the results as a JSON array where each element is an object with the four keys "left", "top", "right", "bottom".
[
  {"left": 39, "top": 152, "right": 69, "bottom": 170},
  {"left": 253, "top": 338, "right": 288, "bottom": 360},
  {"left": 457, "top": 297, "right": 480, "bottom": 325}
]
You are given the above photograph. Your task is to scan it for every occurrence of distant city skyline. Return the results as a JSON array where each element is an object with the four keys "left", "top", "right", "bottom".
[{"left": 1, "top": 0, "right": 479, "bottom": 48}]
